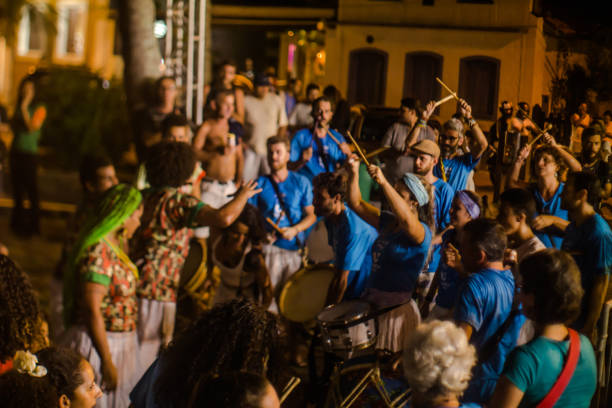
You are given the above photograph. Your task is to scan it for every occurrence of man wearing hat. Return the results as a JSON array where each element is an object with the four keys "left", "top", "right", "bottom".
[
  {"left": 243, "top": 73, "right": 288, "bottom": 180},
  {"left": 413, "top": 139, "right": 455, "bottom": 277}
]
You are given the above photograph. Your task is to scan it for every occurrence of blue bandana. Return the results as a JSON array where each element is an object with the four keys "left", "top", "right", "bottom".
[{"left": 402, "top": 173, "right": 429, "bottom": 207}]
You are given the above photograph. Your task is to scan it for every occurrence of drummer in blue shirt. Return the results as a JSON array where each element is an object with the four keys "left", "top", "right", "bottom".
[
  {"left": 312, "top": 171, "right": 378, "bottom": 305},
  {"left": 248, "top": 136, "right": 317, "bottom": 312},
  {"left": 289, "top": 96, "right": 350, "bottom": 182},
  {"left": 507, "top": 133, "right": 582, "bottom": 248},
  {"left": 561, "top": 171, "right": 612, "bottom": 342},
  {"left": 347, "top": 157, "right": 434, "bottom": 353},
  {"left": 433, "top": 99, "right": 489, "bottom": 193},
  {"left": 453, "top": 218, "right": 525, "bottom": 404}
]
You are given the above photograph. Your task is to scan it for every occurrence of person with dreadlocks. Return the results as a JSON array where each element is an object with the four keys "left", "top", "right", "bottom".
[
  {"left": 129, "top": 299, "right": 286, "bottom": 408},
  {"left": 61, "top": 183, "right": 143, "bottom": 408},
  {"left": 0, "top": 255, "right": 48, "bottom": 375},
  {"left": 129, "top": 141, "right": 261, "bottom": 376}
]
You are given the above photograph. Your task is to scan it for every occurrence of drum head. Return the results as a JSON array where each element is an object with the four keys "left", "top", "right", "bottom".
[
  {"left": 279, "top": 264, "right": 335, "bottom": 323},
  {"left": 317, "top": 300, "right": 371, "bottom": 325}
]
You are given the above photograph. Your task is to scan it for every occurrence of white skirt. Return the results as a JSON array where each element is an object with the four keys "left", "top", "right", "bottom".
[
  {"left": 137, "top": 298, "right": 176, "bottom": 374},
  {"left": 375, "top": 300, "right": 421, "bottom": 353},
  {"left": 61, "top": 326, "right": 140, "bottom": 408}
]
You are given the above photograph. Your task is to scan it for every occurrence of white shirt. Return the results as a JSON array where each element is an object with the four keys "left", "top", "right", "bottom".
[{"left": 244, "top": 93, "right": 288, "bottom": 155}]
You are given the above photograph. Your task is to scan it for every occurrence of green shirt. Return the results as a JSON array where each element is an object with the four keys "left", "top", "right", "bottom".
[
  {"left": 12, "top": 105, "right": 44, "bottom": 153},
  {"left": 503, "top": 334, "right": 596, "bottom": 407}
]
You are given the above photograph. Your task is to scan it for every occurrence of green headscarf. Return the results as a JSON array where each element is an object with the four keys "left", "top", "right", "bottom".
[{"left": 63, "top": 183, "right": 142, "bottom": 326}]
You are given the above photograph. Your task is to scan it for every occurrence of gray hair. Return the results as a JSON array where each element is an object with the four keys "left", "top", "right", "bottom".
[
  {"left": 403, "top": 320, "right": 476, "bottom": 400},
  {"left": 443, "top": 118, "right": 464, "bottom": 137}
]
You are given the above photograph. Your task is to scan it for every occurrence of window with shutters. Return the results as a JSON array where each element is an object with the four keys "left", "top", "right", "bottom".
[
  {"left": 458, "top": 56, "right": 500, "bottom": 120},
  {"left": 403, "top": 52, "right": 443, "bottom": 107},
  {"left": 348, "top": 48, "right": 388, "bottom": 106}
]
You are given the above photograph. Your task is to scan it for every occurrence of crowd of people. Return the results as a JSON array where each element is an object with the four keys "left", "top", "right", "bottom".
[{"left": 1, "top": 58, "right": 612, "bottom": 408}]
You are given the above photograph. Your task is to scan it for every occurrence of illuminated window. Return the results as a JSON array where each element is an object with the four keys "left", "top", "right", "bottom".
[
  {"left": 458, "top": 56, "right": 500, "bottom": 120},
  {"left": 56, "top": 1, "right": 88, "bottom": 58},
  {"left": 17, "top": 8, "right": 46, "bottom": 56}
]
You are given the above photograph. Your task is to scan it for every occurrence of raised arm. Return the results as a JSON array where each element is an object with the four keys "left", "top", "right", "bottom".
[
  {"left": 403, "top": 101, "right": 436, "bottom": 154},
  {"left": 507, "top": 144, "right": 531, "bottom": 190},
  {"left": 195, "top": 180, "right": 261, "bottom": 228},
  {"left": 367, "top": 164, "right": 425, "bottom": 244},
  {"left": 460, "top": 99, "right": 488, "bottom": 159},
  {"left": 233, "top": 88, "right": 245, "bottom": 124},
  {"left": 346, "top": 157, "right": 381, "bottom": 229},
  {"left": 543, "top": 133, "right": 582, "bottom": 172}
]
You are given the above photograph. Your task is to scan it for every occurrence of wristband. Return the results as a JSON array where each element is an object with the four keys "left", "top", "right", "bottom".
[
  {"left": 467, "top": 118, "right": 477, "bottom": 128},
  {"left": 418, "top": 119, "right": 428, "bottom": 128}
]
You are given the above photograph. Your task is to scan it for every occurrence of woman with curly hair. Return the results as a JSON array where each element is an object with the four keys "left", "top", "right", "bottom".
[
  {"left": 62, "top": 184, "right": 143, "bottom": 408},
  {"left": 37, "top": 346, "right": 102, "bottom": 408},
  {"left": 489, "top": 250, "right": 596, "bottom": 407},
  {"left": 129, "top": 141, "right": 260, "bottom": 374},
  {"left": 403, "top": 320, "right": 477, "bottom": 408},
  {"left": 0, "top": 254, "right": 48, "bottom": 375},
  {"left": 347, "top": 156, "right": 434, "bottom": 352},
  {"left": 129, "top": 299, "right": 286, "bottom": 408},
  {"left": 507, "top": 136, "right": 582, "bottom": 249},
  {"left": 0, "top": 370, "right": 57, "bottom": 408}
]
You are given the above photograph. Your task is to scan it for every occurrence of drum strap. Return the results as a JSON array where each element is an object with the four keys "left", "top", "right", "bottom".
[{"left": 266, "top": 175, "right": 304, "bottom": 248}]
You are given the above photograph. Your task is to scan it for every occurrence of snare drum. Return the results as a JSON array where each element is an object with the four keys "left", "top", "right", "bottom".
[
  {"left": 316, "top": 300, "right": 377, "bottom": 358},
  {"left": 278, "top": 263, "right": 336, "bottom": 323}
]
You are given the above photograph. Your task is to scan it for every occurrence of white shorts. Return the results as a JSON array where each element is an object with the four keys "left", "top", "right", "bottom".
[
  {"left": 262, "top": 244, "right": 302, "bottom": 313},
  {"left": 195, "top": 179, "right": 237, "bottom": 238}
]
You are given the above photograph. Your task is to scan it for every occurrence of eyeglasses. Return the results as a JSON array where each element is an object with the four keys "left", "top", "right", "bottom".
[{"left": 440, "top": 134, "right": 458, "bottom": 142}]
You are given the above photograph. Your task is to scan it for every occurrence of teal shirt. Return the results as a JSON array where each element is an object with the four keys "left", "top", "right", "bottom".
[
  {"left": 502, "top": 334, "right": 596, "bottom": 407},
  {"left": 12, "top": 105, "right": 44, "bottom": 153}
]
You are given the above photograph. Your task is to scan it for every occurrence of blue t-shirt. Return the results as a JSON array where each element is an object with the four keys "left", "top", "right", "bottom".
[
  {"left": 530, "top": 183, "right": 568, "bottom": 249},
  {"left": 502, "top": 334, "right": 597, "bottom": 408},
  {"left": 428, "top": 178, "right": 455, "bottom": 273},
  {"left": 249, "top": 172, "right": 313, "bottom": 251},
  {"left": 433, "top": 153, "right": 480, "bottom": 192},
  {"left": 290, "top": 128, "right": 347, "bottom": 182},
  {"left": 455, "top": 268, "right": 522, "bottom": 404},
  {"left": 325, "top": 206, "right": 378, "bottom": 300},
  {"left": 562, "top": 213, "right": 612, "bottom": 330},
  {"left": 435, "top": 229, "right": 463, "bottom": 309},
  {"left": 368, "top": 211, "right": 432, "bottom": 293}
]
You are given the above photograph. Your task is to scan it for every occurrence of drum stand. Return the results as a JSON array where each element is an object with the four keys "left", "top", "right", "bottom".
[{"left": 324, "top": 358, "right": 410, "bottom": 408}]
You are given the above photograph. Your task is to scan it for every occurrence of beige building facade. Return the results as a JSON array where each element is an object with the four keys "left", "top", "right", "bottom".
[{"left": 323, "top": 0, "right": 549, "bottom": 125}]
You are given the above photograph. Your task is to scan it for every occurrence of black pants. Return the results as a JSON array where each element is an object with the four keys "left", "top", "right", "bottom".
[{"left": 10, "top": 150, "right": 40, "bottom": 235}]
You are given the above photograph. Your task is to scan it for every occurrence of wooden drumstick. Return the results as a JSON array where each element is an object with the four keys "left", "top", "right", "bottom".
[
  {"left": 326, "top": 129, "right": 343, "bottom": 147},
  {"left": 346, "top": 130, "right": 370, "bottom": 166},
  {"left": 435, "top": 77, "right": 460, "bottom": 101},
  {"left": 433, "top": 93, "right": 456, "bottom": 108},
  {"left": 280, "top": 377, "right": 301, "bottom": 403},
  {"left": 266, "top": 217, "right": 284, "bottom": 234},
  {"left": 528, "top": 123, "right": 553, "bottom": 147},
  {"left": 365, "top": 146, "right": 390, "bottom": 159}
]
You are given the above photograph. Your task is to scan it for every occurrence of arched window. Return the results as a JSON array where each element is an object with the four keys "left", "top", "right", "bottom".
[
  {"left": 348, "top": 48, "right": 388, "bottom": 106},
  {"left": 403, "top": 52, "right": 443, "bottom": 106},
  {"left": 458, "top": 56, "right": 500, "bottom": 120}
]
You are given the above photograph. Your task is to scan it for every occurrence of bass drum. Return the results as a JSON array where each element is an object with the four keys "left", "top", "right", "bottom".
[{"left": 278, "top": 263, "right": 335, "bottom": 323}]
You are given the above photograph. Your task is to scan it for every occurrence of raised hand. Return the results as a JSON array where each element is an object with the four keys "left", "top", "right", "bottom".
[
  {"left": 422, "top": 101, "right": 436, "bottom": 121},
  {"left": 459, "top": 99, "right": 472, "bottom": 119},
  {"left": 236, "top": 179, "right": 262, "bottom": 199},
  {"left": 517, "top": 144, "right": 531, "bottom": 164},
  {"left": 346, "top": 154, "right": 361, "bottom": 176},
  {"left": 367, "top": 164, "right": 386, "bottom": 186}
]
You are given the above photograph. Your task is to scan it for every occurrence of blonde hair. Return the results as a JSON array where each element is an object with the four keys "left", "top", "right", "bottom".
[{"left": 403, "top": 321, "right": 476, "bottom": 400}]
